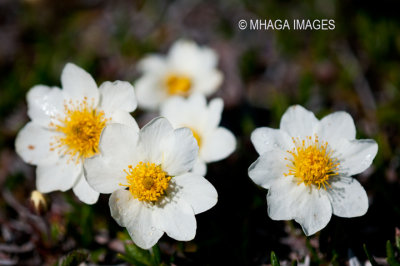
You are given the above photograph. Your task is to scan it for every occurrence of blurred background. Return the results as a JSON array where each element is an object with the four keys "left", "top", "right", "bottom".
[{"left": 1, "top": 0, "right": 400, "bottom": 265}]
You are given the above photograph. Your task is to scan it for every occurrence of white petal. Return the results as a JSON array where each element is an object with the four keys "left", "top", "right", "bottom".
[
  {"left": 192, "top": 70, "right": 223, "bottom": 96},
  {"left": 154, "top": 195, "right": 196, "bottom": 241},
  {"left": 161, "top": 127, "right": 198, "bottom": 176},
  {"left": 85, "top": 123, "right": 138, "bottom": 193},
  {"left": 294, "top": 192, "right": 332, "bottom": 236},
  {"left": 15, "top": 122, "right": 58, "bottom": 165},
  {"left": 135, "top": 75, "right": 165, "bottom": 110},
  {"left": 201, "top": 127, "right": 236, "bottom": 163},
  {"left": 181, "top": 93, "right": 207, "bottom": 125},
  {"left": 334, "top": 139, "right": 378, "bottom": 176},
  {"left": 138, "top": 117, "right": 174, "bottom": 164},
  {"left": 280, "top": 105, "right": 318, "bottom": 138},
  {"left": 99, "top": 81, "right": 137, "bottom": 114},
  {"left": 316, "top": 111, "right": 356, "bottom": 146},
  {"left": 267, "top": 177, "right": 301, "bottom": 220},
  {"left": 160, "top": 93, "right": 208, "bottom": 130},
  {"left": 267, "top": 176, "right": 332, "bottom": 235},
  {"left": 127, "top": 208, "right": 163, "bottom": 250},
  {"left": 169, "top": 40, "right": 218, "bottom": 73},
  {"left": 36, "top": 157, "right": 81, "bottom": 193},
  {"left": 327, "top": 177, "right": 368, "bottom": 217},
  {"left": 109, "top": 190, "right": 163, "bottom": 249},
  {"left": 248, "top": 150, "right": 287, "bottom": 189},
  {"left": 174, "top": 173, "right": 218, "bottom": 214},
  {"left": 160, "top": 96, "right": 189, "bottom": 127},
  {"left": 72, "top": 175, "right": 100, "bottom": 204},
  {"left": 204, "top": 97, "right": 223, "bottom": 133},
  {"left": 168, "top": 40, "right": 200, "bottom": 71},
  {"left": 61, "top": 63, "right": 99, "bottom": 105},
  {"left": 84, "top": 154, "right": 127, "bottom": 194},
  {"left": 98, "top": 123, "right": 139, "bottom": 166},
  {"left": 250, "top": 127, "right": 293, "bottom": 155},
  {"left": 108, "top": 109, "right": 139, "bottom": 132},
  {"left": 191, "top": 159, "right": 207, "bottom": 176},
  {"left": 137, "top": 55, "right": 167, "bottom": 74},
  {"left": 109, "top": 189, "right": 141, "bottom": 227},
  {"left": 186, "top": 92, "right": 207, "bottom": 110},
  {"left": 26, "top": 85, "right": 64, "bottom": 127}
]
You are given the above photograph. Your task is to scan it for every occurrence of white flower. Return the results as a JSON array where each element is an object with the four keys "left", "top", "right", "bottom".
[
  {"left": 160, "top": 93, "right": 236, "bottom": 175},
  {"left": 15, "top": 63, "right": 138, "bottom": 204},
  {"left": 135, "top": 39, "right": 223, "bottom": 110},
  {"left": 84, "top": 117, "right": 218, "bottom": 249},
  {"left": 248, "top": 105, "right": 378, "bottom": 235}
]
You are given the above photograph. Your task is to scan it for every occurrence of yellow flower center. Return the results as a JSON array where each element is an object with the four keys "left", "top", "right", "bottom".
[
  {"left": 165, "top": 74, "right": 192, "bottom": 96},
  {"left": 189, "top": 128, "right": 202, "bottom": 148},
  {"left": 50, "top": 98, "right": 109, "bottom": 162},
  {"left": 122, "top": 162, "right": 171, "bottom": 202},
  {"left": 283, "top": 135, "right": 339, "bottom": 190}
]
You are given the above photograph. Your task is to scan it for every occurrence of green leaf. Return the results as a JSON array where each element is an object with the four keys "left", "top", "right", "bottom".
[
  {"left": 363, "top": 244, "right": 379, "bottom": 266},
  {"left": 271, "top": 251, "right": 280, "bottom": 266},
  {"left": 151, "top": 244, "right": 162, "bottom": 265},
  {"left": 330, "top": 252, "right": 339, "bottom": 266},
  {"left": 117, "top": 253, "right": 149, "bottom": 266},
  {"left": 119, "top": 242, "right": 153, "bottom": 266},
  {"left": 59, "top": 249, "right": 89, "bottom": 266},
  {"left": 90, "top": 248, "right": 106, "bottom": 263},
  {"left": 386, "top": 240, "right": 400, "bottom": 266}
]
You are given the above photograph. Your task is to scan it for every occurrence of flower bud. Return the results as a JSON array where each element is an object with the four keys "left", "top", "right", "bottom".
[{"left": 29, "top": 190, "right": 47, "bottom": 215}]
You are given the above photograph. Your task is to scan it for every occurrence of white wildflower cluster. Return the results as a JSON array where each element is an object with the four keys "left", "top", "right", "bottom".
[
  {"left": 14, "top": 39, "right": 378, "bottom": 250},
  {"left": 15, "top": 40, "right": 235, "bottom": 249}
]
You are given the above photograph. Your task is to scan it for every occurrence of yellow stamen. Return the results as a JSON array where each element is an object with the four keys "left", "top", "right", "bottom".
[
  {"left": 49, "top": 97, "right": 109, "bottom": 162},
  {"left": 165, "top": 74, "right": 192, "bottom": 96},
  {"left": 121, "top": 162, "right": 171, "bottom": 202},
  {"left": 283, "top": 135, "right": 339, "bottom": 190}
]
